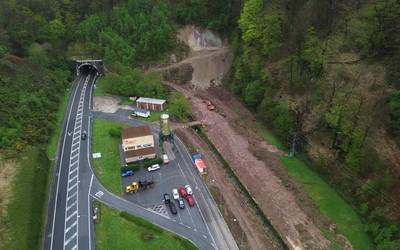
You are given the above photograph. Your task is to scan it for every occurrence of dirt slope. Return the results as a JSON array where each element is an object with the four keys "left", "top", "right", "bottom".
[{"left": 166, "top": 82, "right": 331, "bottom": 249}]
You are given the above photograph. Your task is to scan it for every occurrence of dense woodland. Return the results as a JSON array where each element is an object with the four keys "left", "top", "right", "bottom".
[
  {"left": 0, "top": 0, "right": 399, "bottom": 249},
  {"left": 231, "top": 0, "right": 400, "bottom": 249}
]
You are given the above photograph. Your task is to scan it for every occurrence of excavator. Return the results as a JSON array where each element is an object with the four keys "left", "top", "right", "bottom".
[{"left": 126, "top": 179, "right": 155, "bottom": 193}]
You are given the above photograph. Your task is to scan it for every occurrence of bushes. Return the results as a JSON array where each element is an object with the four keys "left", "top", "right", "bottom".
[
  {"left": 168, "top": 92, "right": 192, "bottom": 121},
  {"left": 108, "top": 127, "right": 122, "bottom": 138}
]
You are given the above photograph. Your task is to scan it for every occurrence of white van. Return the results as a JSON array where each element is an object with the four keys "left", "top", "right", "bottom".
[{"left": 162, "top": 154, "right": 169, "bottom": 164}]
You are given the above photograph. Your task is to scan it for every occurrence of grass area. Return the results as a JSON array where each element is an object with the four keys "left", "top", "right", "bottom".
[
  {"left": 92, "top": 119, "right": 129, "bottom": 194},
  {"left": 280, "top": 156, "right": 374, "bottom": 250},
  {"left": 2, "top": 147, "right": 52, "bottom": 250},
  {"left": 47, "top": 88, "right": 71, "bottom": 158},
  {"left": 94, "top": 80, "right": 107, "bottom": 97},
  {"left": 96, "top": 204, "right": 197, "bottom": 250},
  {"left": 255, "top": 122, "right": 285, "bottom": 150}
]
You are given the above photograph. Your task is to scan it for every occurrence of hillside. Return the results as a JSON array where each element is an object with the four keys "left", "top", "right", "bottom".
[
  {"left": 0, "top": 0, "right": 399, "bottom": 249},
  {"left": 229, "top": 0, "right": 400, "bottom": 249}
]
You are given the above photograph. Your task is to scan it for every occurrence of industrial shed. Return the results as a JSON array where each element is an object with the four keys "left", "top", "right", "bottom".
[{"left": 136, "top": 97, "right": 166, "bottom": 111}]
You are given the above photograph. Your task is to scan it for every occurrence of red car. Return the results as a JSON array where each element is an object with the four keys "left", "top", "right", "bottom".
[
  {"left": 186, "top": 195, "right": 195, "bottom": 207},
  {"left": 178, "top": 186, "right": 188, "bottom": 198}
]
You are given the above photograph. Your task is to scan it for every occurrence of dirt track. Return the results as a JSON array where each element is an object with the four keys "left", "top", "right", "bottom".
[{"left": 166, "top": 81, "right": 331, "bottom": 250}]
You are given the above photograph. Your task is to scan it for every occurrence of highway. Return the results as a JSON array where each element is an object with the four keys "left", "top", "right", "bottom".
[{"left": 43, "top": 65, "right": 237, "bottom": 250}]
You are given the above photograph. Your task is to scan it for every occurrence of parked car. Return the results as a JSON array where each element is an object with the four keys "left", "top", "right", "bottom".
[
  {"left": 186, "top": 195, "right": 195, "bottom": 207},
  {"left": 169, "top": 202, "right": 177, "bottom": 214},
  {"left": 163, "top": 193, "right": 170, "bottom": 204},
  {"left": 185, "top": 185, "right": 193, "bottom": 195},
  {"left": 172, "top": 189, "right": 179, "bottom": 200},
  {"left": 148, "top": 164, "right": 160, "bottom": 172},
  {"left": 178, "top": 186, "right": 188, "bottom": 198},
  {"left": 162, "top": 154, "right": 169, "bottom": 164},
  {"left": 178, "top": 198, "right": 185, "bottom": 209},
  {"left": 121, "top": 170, "right": 134, "bottom": 177},
  {"left": 81, "top": 131, "right": 87, "bottom": 140}
]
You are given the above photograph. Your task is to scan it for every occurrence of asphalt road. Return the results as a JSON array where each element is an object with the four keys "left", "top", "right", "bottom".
[
  {"left": 44, "top": 71, "right": 96, "bottom": 250},
  {"left": 44, "top": 69, "right": 237, "bottom": 250}
]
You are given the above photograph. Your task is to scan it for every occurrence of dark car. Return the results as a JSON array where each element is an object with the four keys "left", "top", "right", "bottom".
[
  {"left": 163, "top": 193, "right": 171, "bottom": 204},
  {"left": 178, "top": 198, "right": 185, "bottom": 209},
  {"left": 81, "top": 131, "right": 87, "bottom": 140},
  {"left": 169, "top": 202, "right": 177, "bottom": 215},
  {"left": 121, "top": 170, "right": 134, "bottom": 177}
]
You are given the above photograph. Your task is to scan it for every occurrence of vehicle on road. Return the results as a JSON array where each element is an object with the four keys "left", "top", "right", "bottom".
[
  {"left": 162, "top": 154, "right": 169, "bottom": 164},
  {"left": 121, "top": 170, "right": 134, "bottom": 177},
  {"left": 169, "top": 202, "right": 177, "bottom": 215},
  {"left": 164, "top": 193, "right": 171, "bottom": 204},
  {"left": 178, "top": 198, "right": 185, "bottom": 209},
  {"left": 126, "top": 179, "right": 155, "bottom": 193},
  {"left": 172, "top": 189, "right": 179, "bottom": 200},
  {"left": 81, "top": 131, "right": 87, "bottom": 140},
  {"left": 185, "top": 185, "right": 193, "bottom": 195},
  {"left": 148, "top": 164, "right": 160, "bottom": 172},
  {"left": 186, "top": 195, "right": 195, "bottom": 207},
  {"left": 178, "top": 186, "right": 188, "bottom": 198}
]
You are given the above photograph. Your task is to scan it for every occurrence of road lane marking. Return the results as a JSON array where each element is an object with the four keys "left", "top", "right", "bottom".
[
  {"left": 63, "top": 74, "right": 90, "bottom": 250},
  {"left": 50, "top": 74, "right": 83, "bottom": 250}
]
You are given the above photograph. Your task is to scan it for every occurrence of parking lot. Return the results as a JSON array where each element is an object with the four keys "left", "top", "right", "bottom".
[{"left": 121, "top": 139, "right": 211, "bottom": 238}]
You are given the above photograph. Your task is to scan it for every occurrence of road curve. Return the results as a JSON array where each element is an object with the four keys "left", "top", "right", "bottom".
[{"left": 44, "top": 70, "right": 237, "bottom": 250}]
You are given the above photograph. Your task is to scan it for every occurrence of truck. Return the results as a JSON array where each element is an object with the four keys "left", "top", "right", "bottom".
[
  {"left": 191, "top": 153, "right": 207, "bottom": 175},
  {"left": 126, "top": 179, "right": 155, "bottom": 193}
]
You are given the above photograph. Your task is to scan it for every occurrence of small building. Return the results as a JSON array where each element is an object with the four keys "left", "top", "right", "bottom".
[
  {"left": 122, "top": 125, "right": 156, "bottom": 163},
  {"left": 136, "top": 97, "right": 166, "bottom": 112}
]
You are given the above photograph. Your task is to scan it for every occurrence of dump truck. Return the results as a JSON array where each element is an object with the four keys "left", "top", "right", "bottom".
[
  {"left": 192, "top": 153, "right": 207, "bottom": 175},
  {"left": 126, "top": 179, "right": 155, "bottom": 193}
]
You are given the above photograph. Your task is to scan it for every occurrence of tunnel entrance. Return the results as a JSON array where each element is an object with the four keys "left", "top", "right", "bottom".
[{"left": 76, "top": 60, "right": 104, "bottom": 76}]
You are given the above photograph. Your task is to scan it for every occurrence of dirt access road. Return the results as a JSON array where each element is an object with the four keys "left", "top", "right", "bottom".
[
  {"left": 154, "top": 26, "right": 333, "bottom": 249},
  {"left": 164, "top": 81, "right": 331, "bottom": 249}
]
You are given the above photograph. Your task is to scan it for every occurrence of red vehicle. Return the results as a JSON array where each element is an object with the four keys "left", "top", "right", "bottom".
[
  {"left": 186, "top": 195, "right": 195, "bottom": 207},
  {"left": 178, "top": 186, "right": 188, "bottom": 198}
]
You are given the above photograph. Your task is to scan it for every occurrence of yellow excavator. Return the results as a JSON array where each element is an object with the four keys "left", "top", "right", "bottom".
[{"left": 126, "top": 179, "right": 155, "bottom": 193}]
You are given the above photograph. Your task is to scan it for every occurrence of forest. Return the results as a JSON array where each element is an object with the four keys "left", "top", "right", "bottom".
[{"left": 0, "top": 0, "right": 399, "bottom": 249}]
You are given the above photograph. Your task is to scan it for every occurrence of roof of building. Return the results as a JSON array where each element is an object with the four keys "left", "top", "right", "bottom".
[
  {"left": 125, "top": 147, "right": 155, "bottom": 158},
  {"left": 136, "top": 97, "right": 166, "bottom": 105},
  {"left": 122, "top": 125, "right": 151, "bottom": 139}
]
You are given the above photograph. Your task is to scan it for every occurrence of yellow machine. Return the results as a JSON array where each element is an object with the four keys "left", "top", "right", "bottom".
[
  {"left": 126, "top": 182, "right": 140, "bottom": 193},
  {"left": 125, "top": 179, "right": 155, "bottom": 193}
]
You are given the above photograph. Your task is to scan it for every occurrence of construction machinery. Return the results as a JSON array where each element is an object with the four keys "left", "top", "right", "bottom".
[
  {"left": 202, "top": 100, "right": 215, "bottom": 111},
  {"left": 125, "top": 179, "right": 155, "bottom": 193}
]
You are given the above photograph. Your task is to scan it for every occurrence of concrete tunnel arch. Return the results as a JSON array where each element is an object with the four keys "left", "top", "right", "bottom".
[{"left": 76, "top": 60, "right": 104, "bottom": 76}]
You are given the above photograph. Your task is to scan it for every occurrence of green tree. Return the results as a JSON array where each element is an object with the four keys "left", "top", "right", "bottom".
[{"left": 168, "top": 92, "right": 191, "bottom": 121}]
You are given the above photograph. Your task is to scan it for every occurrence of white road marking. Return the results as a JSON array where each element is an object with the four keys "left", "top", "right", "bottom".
[
  {"left": 50, "top": 75, "right": 82, "bottom": 250},
  {"left": 95, "top": 191, "right": 104, "bottom": 198},
  {"left": 63, "top": 74, "right": 90, "bottom": 250}
]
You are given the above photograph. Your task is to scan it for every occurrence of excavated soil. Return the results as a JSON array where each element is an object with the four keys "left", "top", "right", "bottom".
[
  {"left": 176, "top": 128, "right": 277, "bottom": 250},
  {"left": 166, "top": 82, "right": 332, "bottom": 250}
]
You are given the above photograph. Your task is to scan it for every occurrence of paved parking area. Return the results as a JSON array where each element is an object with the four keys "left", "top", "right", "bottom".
[{"left": 121, "top": 141, "right": 210, "bottom": 237}]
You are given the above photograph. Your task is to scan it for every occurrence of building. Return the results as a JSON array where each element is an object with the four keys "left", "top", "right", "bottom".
[
  {"left": 122, "top": 125, "right": 156, "bottom": 163},
  {"left": 136, "top": 97, "right": 166, "bottom": 111}
]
